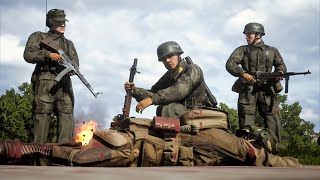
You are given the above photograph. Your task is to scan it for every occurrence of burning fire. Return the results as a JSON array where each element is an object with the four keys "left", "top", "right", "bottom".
[{"left": 75, "top": 120, "right": 98, "bottom": 146}]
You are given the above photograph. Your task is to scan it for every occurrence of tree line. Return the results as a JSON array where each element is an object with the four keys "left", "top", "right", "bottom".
[{"left": 0, "top": 82, "right": 319, "bottom": 164}]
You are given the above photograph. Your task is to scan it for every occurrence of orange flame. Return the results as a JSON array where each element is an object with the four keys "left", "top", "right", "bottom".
[{"left": 75, "top": 120, "right": 98, "bottom": 146}]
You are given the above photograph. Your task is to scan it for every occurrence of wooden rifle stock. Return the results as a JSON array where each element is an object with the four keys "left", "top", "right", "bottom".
[{"left": 111, "top": 58, "right": 139, "bottom": 127}]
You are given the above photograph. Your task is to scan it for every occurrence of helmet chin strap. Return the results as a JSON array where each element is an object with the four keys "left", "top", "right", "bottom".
[{"left": 250, "top": 33, "right": 261, "bottom": 46}]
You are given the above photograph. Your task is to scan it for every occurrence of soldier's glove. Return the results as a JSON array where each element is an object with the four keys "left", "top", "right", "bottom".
[
  {"left": 180, "top": 123, "right": 199, "bottom": 135},
  {"left": 180, "top": 125, "right": 192, "bottom": 133},
  {"left": 49, "top": 53, "right": 62, "bottom": 61},
  {"left": 242, "top": 73, "right": 256, "bottom": 84},
  {"left": 136, "top": 97, "right": 153, "bottom": 114},
  {"left": 124, "top": 82, "right": 135, "bottom": 93},
  {"left": 190, "top": 122, "right": 200, "bottom": 134}
]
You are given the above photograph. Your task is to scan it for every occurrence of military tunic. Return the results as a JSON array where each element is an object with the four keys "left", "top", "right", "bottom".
[
  {"left": 132, "top": 60, "right": 207, "bottom": 117},
  {"left": 24, "top": 30, "right": 79, "bottom": 143},
  {"left": 226, "top": 40, "right": 286, "bottom": 150}
]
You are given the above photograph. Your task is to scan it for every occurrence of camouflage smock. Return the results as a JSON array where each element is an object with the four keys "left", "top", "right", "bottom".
[
  {"left": 226, "top": 40, "right": 286, "bottom": 77},
  {"left": 133, "top": 60, "right": 207, "bottom": 107}
]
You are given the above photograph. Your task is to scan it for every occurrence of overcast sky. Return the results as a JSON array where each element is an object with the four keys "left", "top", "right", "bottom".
[{"left": 0, "top": 0, "right": 319, "bottom": 132}]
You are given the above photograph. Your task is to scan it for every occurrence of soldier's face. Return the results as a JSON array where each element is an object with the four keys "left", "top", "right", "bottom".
[
  {"left": 162, "top": 54, "right": 179, "bottom": 70},
  {"left": 52, "top": 20, "right": 66, "bottom": 34},
  {"left": 245, "top": 32, "right": 255, "bottom": 45}
]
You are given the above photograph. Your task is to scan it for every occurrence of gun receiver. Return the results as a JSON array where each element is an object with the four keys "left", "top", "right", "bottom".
[
  {"left": 252, "top": 70, "right": 311, "bottom": 93},
  {"left": 41, "top": 37, "right": 102, "bottom": 98},
  {"left": 184, "top": 56, "right": 217, "bottom": 108}
]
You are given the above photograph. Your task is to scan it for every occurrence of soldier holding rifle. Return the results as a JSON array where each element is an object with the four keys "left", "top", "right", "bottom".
[
  {"left": 24, "top": 9, "right": 79, "bottom": 143},
  {"left": 226, "top": 22, "right": 311, "bottom": 153},
  {"left": 125, "top": 41, "right": 216, "bottom": 118},
  {"left": 226, "top": 22, "right": 287, "bottom": 153}
]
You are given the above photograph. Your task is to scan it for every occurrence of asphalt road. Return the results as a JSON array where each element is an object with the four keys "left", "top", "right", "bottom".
[{"left": 1, "top": 165, "right": 320, "bottom": 180}]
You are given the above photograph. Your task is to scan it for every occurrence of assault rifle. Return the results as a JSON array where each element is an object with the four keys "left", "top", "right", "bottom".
[
  {"left": 184, "top": 56, "right": 218, "bottom": 108},
  {"left": 41, "top": 37, "right": 102, "bottom": 98},
  {"left": 111, "top": 58, "right": 139, "bottom": 127},
  {"left": 251, "top": 70, "right": 311, "bottom": 93}
]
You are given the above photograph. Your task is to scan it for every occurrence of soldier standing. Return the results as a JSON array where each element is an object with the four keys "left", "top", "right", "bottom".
[
  {"left": 125, "top": 41, "right": 209, "bottom": 117},
  {"left": 225, "top": 22, "right": 286, "bottom": 153},
  {"left": 24, "top": 9, "right": 79, "bottom": 143}
]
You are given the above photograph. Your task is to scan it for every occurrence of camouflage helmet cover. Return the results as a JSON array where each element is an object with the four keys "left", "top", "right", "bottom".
[
  {"left": 46, "top": 9, "right": 68, "bottom": 27},
  {"left": 243, "top": 22, "right": 265, "bottom": 35},
  {"left": 157, "top": 41, "right": 184, "bottom": 61}
]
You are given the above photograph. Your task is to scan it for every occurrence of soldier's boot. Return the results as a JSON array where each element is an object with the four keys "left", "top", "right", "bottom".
[
  {"left": 0, "top": 141, "right": 53, "bottom": 160},
  {"left": 33, "top": 113, "right": 52, "bottom": 143},
  {"left": 57, "top": 113, "right": 74, "bottom": 143}
]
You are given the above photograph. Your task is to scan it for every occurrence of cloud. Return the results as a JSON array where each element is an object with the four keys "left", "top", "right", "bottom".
[
  {"left": 300, "top": 108, "right": 320, "bottom": 127},
  {"left": 0, "top": 34, "right": 25, "bottom": 65},
  {"left": 223, "top": 8, "right": 266, "bottom": 36}
]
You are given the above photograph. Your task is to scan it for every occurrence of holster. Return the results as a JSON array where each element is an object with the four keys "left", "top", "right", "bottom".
[
  {"left": 271, "top": 80, "right": 283, "bottom": 93},
  {"left": 232, "top": 78, "right": 245, "bottom": 93}
]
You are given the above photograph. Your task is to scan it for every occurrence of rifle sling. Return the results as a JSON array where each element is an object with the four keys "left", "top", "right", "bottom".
[{"left": 55, "top": 68, "right": 70, "bottom": 82}]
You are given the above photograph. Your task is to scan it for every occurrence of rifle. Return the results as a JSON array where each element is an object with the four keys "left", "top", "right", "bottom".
[
  {"left": 41, "top": 37, "right": 102, "bottom": 98},
  {"left": 183, "top": 56, "right": 217, "bottom": 108},
  {"left": 251, "top": 70, "right": 311, "bottom": 93},
  {"left": 111, "top": 58, "right": 139, "bottom": 127}
]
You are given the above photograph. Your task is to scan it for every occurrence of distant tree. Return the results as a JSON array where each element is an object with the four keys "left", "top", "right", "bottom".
[
  {"left": 219, "top": 103, "right": 239, "bottom": 133},
  {"left": 0, "top": 82, "right": 57, "bottom": 143},
  {"left": 278, "top": 94, "right": 320, "bottom": 165},
  {"left": 0, "top": 82, "right": 33, "bottom": 142}
]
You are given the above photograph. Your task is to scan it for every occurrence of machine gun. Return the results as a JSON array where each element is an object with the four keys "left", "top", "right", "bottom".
[
  {"left": 41, "top": 37, "right": 102, "bottom": 98},
  {"left": 183, "top": 56, "right": 217, "bottom": 108},
  {"left": 251, "top": 70, "right": 311, "bottom": 93},
  {"left": 111, "top": 58, "right": 139, "bottom": 127}
]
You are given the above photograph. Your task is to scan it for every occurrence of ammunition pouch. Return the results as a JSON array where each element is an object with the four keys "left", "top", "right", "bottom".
[
  {"left": 178, "top": 145, "right": 194, "bottom": 166},
  {"left": 161, "top": 135, "right": 180, "bottom": 166},
  {"left": 232, "top": 78, "right": 245, "bottom": 93},
  {"left": 180, "top": 108, "right": 229, "bottom": 131},
  {"left": 133, "top": 132, "right": 165, "bottom": 167}
]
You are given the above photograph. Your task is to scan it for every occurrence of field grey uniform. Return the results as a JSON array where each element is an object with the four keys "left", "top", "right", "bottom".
[
  {"left": 23, "top": 9, "right": 79, "bottom": 143},
  {"left": 226, "top": 23, "right": 286, "bottom": 152}
]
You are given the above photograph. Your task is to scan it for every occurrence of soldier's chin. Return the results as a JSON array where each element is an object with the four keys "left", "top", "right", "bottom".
[{"left": 57, "top": 30, "right": 65, "bottom": 34}]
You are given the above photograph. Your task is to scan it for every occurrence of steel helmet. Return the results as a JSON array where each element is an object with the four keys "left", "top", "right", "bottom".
[
  {"left": 243, "top": 22, "right": 265, "bottom": 35},
  {"left": 157, "top": 41, "right": 184, "bottom": 61}
]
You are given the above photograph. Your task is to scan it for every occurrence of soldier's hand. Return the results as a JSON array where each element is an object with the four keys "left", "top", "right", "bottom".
[
  {"left": 277, "top": 71, "right": 284, "bottom": 80},
  {"left": 124, "top": 82, "right": 135, "bottom": 92},
  {"left": 67, "top": 71, "right": 75, "bottom": 76},
  {"left": 242, "top": 73, "right": 256, "bottom": 84},
  {"left": 190, "top": 122, "right": 200, "bottom": 134},
  {"left": 136, "top": 98, "right": 153, "bottom": 114},
  {"left": 49, "top": 53, "right": 62, "bottom": 61}
]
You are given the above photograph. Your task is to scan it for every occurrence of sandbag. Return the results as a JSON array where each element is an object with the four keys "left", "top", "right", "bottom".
[
  {"left": 120, "top": 117, "right": 152, "bottom": 133},
  {"left": 180, "top": 108, "right": 229, "bottom": 130}
]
